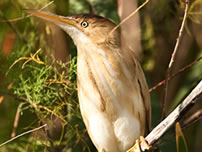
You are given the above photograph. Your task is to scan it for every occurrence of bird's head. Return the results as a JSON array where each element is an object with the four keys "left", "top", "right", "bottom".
[{"left": 25, "top": 10, "right": 120, "bottom": 49}]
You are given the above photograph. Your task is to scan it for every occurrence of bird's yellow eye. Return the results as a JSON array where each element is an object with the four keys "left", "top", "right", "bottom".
[{"left": 81, "top": 21, "right": 88, "bottom": 28}]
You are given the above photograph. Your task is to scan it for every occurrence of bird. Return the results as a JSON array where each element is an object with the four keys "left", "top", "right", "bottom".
[{"left": 25, "top": 9, "right": 151, "bottom": 152}]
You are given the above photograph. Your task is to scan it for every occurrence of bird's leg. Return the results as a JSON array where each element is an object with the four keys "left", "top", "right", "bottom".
[{"left": 127, "top": 136, "right": 151, "bottom": 152}]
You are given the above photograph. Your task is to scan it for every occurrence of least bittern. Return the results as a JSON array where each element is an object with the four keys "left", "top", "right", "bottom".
[{"left": 26, "top": 9, "right": 151, "bottom": 152}]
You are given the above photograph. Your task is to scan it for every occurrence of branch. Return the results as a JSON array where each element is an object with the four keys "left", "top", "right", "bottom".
[
  {"left": 0, "top": 124, "right": 47, "bottom": 147},
  {"left": 11, "top": 103, "right": 24, "bottom": 138},
  {"left": 161, "top": 0, "right": 189, "bottom": 120},
  {"left": 181, "top": 108, "right": 202, "bottom": 129},
  {"left": 133, "top": 80, "right": 202, "bottom": 152},
  {"left": 108, "top": 0, "right": 149, "bottom": 37},
  {"left": 149, "top": 56, "right": 202, "bottom": 92},
  {"left": 0, "top": 1, "right": 54, "bottom": 22}
]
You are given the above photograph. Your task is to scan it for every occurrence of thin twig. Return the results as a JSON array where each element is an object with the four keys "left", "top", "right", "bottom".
[
  {"left": 11, "top": 103, "right": 24, "bottom": 138},
  {"left": 0, "top": 124, "right": 47, "bottom": 147},
  {"left": 132, "top": 80, "right": 202, "bottom": 152},
  {"left": 161, "top": 0, "right": 189, "bottom": 120},
  {"left": 0, "top": 1, "right": 54, "bottom": 22},
  {"left": 149, "top": 56, "right": 202, "bottom": 92},
  {"left": 181, "top": 109, "right": 202, "bottom": 128},
  {"left": 108, "top": 0, "right": 149, "bottom": 37},
  {"left": 9, "top": 48, "right": 44, "bottom": 69}
]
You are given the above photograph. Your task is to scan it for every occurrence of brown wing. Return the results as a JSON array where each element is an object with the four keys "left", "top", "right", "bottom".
[
  {"left": 123, "top": 45, "right": 151, "bottom": 134},
  {"left": 135, "top": 59, "right": 151, "bottom": 134}
]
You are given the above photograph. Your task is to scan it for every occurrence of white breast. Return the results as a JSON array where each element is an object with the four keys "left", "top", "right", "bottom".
[{"left": 75, "top": 31, "right": 144, "bottom": 152}]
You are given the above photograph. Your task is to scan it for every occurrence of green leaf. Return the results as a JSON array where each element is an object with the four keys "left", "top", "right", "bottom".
[{"left": 175, "top": 122, "right": 189, "bottom": 152}]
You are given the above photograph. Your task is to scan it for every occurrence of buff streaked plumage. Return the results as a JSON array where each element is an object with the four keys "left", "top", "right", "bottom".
[{"left": 26, "top": 9, "right": 151, "bottom": 152}]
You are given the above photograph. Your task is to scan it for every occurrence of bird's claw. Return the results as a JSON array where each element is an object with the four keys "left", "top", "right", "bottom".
[{"left": 127, "top": 136, "right": 151, "bottom": 152}]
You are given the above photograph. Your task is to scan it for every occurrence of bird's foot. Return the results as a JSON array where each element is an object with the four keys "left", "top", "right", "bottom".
[{"left": 127, "top": 136, "right": 151, "bottom": 152}]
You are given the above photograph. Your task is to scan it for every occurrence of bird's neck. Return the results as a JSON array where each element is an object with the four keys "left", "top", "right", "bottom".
[{"left": 77, "top": 41, "right": 123, "bottom": 77}]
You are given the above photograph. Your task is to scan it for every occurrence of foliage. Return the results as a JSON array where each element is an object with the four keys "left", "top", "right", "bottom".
[
  {"left": 5, "top": 51, "right": 94, "bottom": 151},
  {"left": 176, "top": 122, "right": 189, "bottom": 152}
]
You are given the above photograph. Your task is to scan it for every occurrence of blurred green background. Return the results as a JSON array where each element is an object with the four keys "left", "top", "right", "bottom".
[{"left": 0, "top": 0, "right": 201, "bottom": 152}]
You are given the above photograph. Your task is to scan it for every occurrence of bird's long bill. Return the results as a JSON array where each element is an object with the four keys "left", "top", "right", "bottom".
[{"left": 25, "top": 9, "right": 75, "bottom": 27}]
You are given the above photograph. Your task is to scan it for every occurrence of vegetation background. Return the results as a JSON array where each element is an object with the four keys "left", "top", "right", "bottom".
[{"left": 0, "top": 0, "right": 201, "bottom": 152}]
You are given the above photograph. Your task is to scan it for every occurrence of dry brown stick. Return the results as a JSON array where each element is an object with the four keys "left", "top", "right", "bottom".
[
  {"left": 11, "top": 103, "right": 24, "bottom": 138},
  {"left": 181, "top": 109, "right": 202, "bottom": 128},
  {"left": 0, "top": 1, "right": 54, "bottom": 22},
  {"left": 108, "top": 0, "right": 149, "bottom": 36},
  {"left": 161, "top": 0, "right": 189, "bottom": 120},
  {"left": 149, "top": 56, "right": 202, "bottom": 92},
  {"left": 132, "top": 80, "right": 202, "bottom": 152}
]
